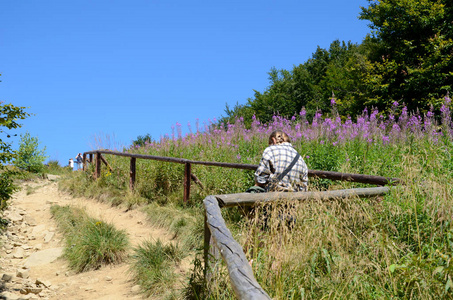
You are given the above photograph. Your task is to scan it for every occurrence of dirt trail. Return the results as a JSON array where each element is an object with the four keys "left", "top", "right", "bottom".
[{"left": 0, "top": 178, "right": 182, "bottom": 300}]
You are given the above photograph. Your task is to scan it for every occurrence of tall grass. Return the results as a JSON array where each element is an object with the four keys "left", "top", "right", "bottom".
[
  {"left": 61, "top": 97, "right": 453, "bottom": 298},
  {"left": 130, "top": 239, "right": 184, "bottom": 299},
  {"left": 50, "top": 205, "right": 129, "bottom": 272}
]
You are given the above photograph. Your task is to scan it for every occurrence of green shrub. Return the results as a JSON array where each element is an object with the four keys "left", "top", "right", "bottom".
[
  {"left": 14, "top": 132, "right": 48, "bottom": 173},
  {"left": 50, "top": 205, "right": 129, "bottom": 272}
]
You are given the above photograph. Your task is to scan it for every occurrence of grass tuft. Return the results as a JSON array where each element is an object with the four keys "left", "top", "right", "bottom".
[
  {"left": 130, "top": 239, "right": 184, "bottom": 298},
  {"left": 50, "top": 205, "right": 129, "bottom": 272}
]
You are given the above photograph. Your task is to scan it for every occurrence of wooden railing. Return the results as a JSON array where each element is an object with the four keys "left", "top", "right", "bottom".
[
  {"left": 203, "top": 186, "right": 391, "bottom": 299},
  {"left": 83, "top": 149, "right": 402, "bottom": 203},
  {"left": 82, "top": 149, "right": 400, "bottom": 299}
]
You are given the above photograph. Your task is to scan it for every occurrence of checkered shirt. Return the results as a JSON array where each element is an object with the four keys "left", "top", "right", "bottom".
[{"left": 255, "top": 142, "right": 308, "bottom": 192}]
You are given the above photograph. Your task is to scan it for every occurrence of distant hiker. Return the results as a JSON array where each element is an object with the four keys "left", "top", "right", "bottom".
[
  {"left": 75, "top": 153, "right": 83, "bottom": 170},
  {"left": 248, "top": 130, "right": 308, "bottom": 193},
  {"left": 69, "top": 158, "right": 74, "bottom": 170}
]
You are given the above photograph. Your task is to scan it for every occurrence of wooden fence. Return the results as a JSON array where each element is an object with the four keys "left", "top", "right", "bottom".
[
  {"left": 83, "top": 149, "right": 401, "bottom": 203},
  {"left": 82, "top": 149, "right": 400, "bottom": 299},
  {"left": 204, "top": 186, "right": 391, "bottom": 299}
]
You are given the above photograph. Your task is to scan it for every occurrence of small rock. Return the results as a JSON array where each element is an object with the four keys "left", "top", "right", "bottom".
[
  {"left": 21, "top": 244, "right": 33, "bottom": 250},
  {"left": 25, "top": 286, "right": 43, "bottom": 294},
  {"left": 0, "top": 291, "right": 21, "bottom": 299},
  {"left": 34, "top": 243, "right": 42, "bottom": 250},
  {"left": 104, "top": 276, "right": 112, "bottom": 281},
  {"left": 24, "top": 216, "right": 37, "bottom": 226},
  {"left": 16, "top": 269, "right": 29, "bottom": 279},
  {"left": 2, "top": 273, "right": 14, "bottom": 282},
  {"left": 16, "top": 209, "right": 27, "bottom": 216},
  {"left": 31, "top": 225, "right": 46, "bottom": 235},
  {"left": 131, "top": 285, "right": 141, "bottom": 293},
  {"left": 44, "top": 231, "right": 55, "bottom": 243},
  {"left": 8, "top": 212, "right": 23, "bottom": 223},
  {"left": 36, "top": 278, "right": 51, "bottom": 288},
  {"left": 12, "top": 247, "right": 25, "bottom": 259}
]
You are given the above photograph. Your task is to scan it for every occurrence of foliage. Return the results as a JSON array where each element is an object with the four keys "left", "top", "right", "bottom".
[
  {"left": 0, "top": 171, "right": 18, "bottom": 210},
  {"left": 222, "top": 40, "right": 373, "bottom": 124},
  {"left": 13, "top": 132, "right": 48, "bottom": 173},
  {"left": 43, "top": 159, "right": 72, "bottom": 175},
  {"left": 50, "top": 205, "right": 129, "bottom": 273},
  {"left": 221, "top": 0, "right": 452, "bottom": 124},
  {"left": 0, "top": 101, "right": 30, "bottom": 166},
  {"left": 0, "top": 101, "right": 29, "bottom": 213},
  {"left": 360, "top": 0, "right": 453, "bottom": 112},
  {"left": 132, "top": 133, "right": 153, "bottom": 147}
]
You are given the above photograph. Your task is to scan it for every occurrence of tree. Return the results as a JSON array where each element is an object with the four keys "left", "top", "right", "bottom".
[
  {"left": 0, "top": 100, "right": 30, "bottom": 209},
  {"left": 0, "top": 102, "right": 30, "bottom": 166},
  {"left": 132, "top": 133, "right": 153, "bottom": 147},
  {"left": 360, "top": 0, "right": 453, "bottom": 111},
  {"left": 14, "top": 132, "right": 48, "bottom": 173}
]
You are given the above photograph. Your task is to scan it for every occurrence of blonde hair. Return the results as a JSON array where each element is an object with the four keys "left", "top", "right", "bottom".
[{"left": 268, "top": 130, "right": 290, "bottom": 145}]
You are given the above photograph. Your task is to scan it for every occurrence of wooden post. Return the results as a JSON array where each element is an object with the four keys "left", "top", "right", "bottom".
[
  {"left": 82, "top": 153, "right": 87, "bottom": 171},
  {"left": 184, "top": 162, "right": 191, "bottom": 203},
  {"left": 130, "top": 157, "right": 136, "bottom": 191},
  {"left": 99, "top": 154, "right": 113, "bottom": 172},
  {"left": 89, "top": 153, "right": 93, "bottom": 164},
  {"left": 95, "top": 152, "right": 101, "bottom": 179},
  {"left": 203, "top": 213, "right": 211, "bottom": 279}
]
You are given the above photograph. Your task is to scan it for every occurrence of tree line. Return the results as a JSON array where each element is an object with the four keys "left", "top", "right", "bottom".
[{"left": 221, "top": 0, "right": 453, "bottom": 125}]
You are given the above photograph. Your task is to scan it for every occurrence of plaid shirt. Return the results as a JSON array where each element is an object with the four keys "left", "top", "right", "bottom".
[{"left": 255, "top": 142, "right": 308, "bottom": 192}]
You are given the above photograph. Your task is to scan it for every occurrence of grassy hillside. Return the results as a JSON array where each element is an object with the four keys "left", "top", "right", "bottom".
[{"left": 60, "top": 100, "right": 453, "bottom": 299}]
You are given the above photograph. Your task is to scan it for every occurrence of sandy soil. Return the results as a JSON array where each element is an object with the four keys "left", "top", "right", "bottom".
[{"left": 0, "top": 178, "right": 188, "bottom": 300}]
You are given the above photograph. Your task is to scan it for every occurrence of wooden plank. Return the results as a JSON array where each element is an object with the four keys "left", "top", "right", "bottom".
[
  {"left": 204, "top": 196, "right": 271, "bottom": 300},
  {"left": 191, "top": 173, "right": 204, "bottom": 189},
  {"left": 184, "top": 163, "right": 191, "bottom": 203},
  {"left": 130, "top": 157, "right": 136, "bottom": 191},
  {"left": 99, "top": 154, "right": 113, "bottom": 172},
  {"left": 216, "top": 186, "right": 391, "bottom": 208},
  {"left": 309, "top": 170, "right": 402, "bottom": 185}
]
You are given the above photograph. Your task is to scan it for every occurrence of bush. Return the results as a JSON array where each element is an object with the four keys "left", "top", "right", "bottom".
[
  {"left": 14, "top": 132, "right": 48, "bottom": 173},
  {"left": 0, "top": 171, "right": 17, "bottom": 210}
]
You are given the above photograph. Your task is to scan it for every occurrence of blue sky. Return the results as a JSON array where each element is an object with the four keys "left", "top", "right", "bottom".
[{"left": 1, "top": 0, "right": 371, "bottom": 166}]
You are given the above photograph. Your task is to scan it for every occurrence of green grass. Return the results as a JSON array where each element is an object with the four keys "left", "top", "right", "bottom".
[
  {"left": 58, "top": 131, "right": 453, "bottom": 298},
  {"left": 50, "top": 205, "right": 129, "bottom": 272},
  {"left": 130, "top": 239, "right": 184, "bottom": 299}
]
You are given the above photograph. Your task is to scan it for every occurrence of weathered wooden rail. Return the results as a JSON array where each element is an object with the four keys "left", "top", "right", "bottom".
[
  {"left": 203, "top": 186, "right": 392, "bottom": 299},
  {"left": 83, "top": 149, "right": 402, "bottom": 203}
]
